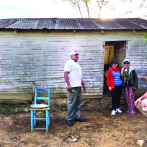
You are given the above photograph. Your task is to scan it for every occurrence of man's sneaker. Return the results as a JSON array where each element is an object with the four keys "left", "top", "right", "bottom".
[
  {"left": 111, "top": 110, "right": 116, "bottom": 116},
  {"left": 74, "top": 118, "right": 86, "bottom": 122},
  {"left": 116, "top": 108, "right": 122, "bottom": 113},
  {"left": 65, "top": 120, "right": 73, "bottom": 126}
]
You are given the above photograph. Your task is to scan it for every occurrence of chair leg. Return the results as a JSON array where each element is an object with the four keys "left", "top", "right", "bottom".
[
  {"left": 46, "top": 109, "right": 49, "bottom": 131},
  {"left": 31, "top": 109, "right": 50, "bottom": 131},
  {"left": 31, "top": 110, "right": 33, "bottom": 131},
  {"left": 34, "top": 111, "right": 36, "bottom": 126},
  {"left": 48, "top": 111, "right": 50, "bottom": 126}
]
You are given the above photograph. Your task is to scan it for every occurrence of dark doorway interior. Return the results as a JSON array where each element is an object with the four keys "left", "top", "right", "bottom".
[{"left": 103, "top": 41, "right": 126, "bottom": 96}]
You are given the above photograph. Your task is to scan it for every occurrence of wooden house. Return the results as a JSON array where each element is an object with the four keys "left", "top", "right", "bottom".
[{"left": 0, "top": 18, "right": 147, "bottom": 101}]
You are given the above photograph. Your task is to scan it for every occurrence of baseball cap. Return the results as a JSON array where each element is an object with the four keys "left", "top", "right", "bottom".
[
  {"left": 122, "top": 59, "right": 130, "bottom": 64},
  {"left": 111, "top": 60, "right": 117, "bottom": 65},
  {"left": 70, "top": 50, "right": 79, "bottom": 56}
]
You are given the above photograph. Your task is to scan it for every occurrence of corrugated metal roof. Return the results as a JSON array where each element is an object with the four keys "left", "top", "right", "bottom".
[{"left": 0, "top": 18, "right": 147, "bottom": 30}]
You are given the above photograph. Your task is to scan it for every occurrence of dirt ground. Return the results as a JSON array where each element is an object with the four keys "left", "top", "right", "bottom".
[{"left": 0, "top": 104, "right": 147, "bottom": 147}]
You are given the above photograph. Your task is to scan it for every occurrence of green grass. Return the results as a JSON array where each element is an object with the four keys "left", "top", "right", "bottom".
[{"left": 0, "top": 103, "right": 30, "bottom": 115}]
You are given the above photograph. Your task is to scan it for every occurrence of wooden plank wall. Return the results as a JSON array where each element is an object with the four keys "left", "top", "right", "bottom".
[
  {"left": 0, "top": 30, "right": 146, "bottom": 100},
  {"left": 0, "top": 30, "right": 103, "bottom": 100},
  {"left": 127, "top": 38, "right": 147, "bottom": 90}
]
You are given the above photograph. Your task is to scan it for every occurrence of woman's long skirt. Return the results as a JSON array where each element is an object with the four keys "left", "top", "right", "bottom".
[{"left": 124, "top": 87, "right": 136, "bottom": 113}]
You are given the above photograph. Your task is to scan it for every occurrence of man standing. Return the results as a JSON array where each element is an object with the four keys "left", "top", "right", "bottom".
[{"left": 64, "top": 50, "right": 86, "bottom": 126}]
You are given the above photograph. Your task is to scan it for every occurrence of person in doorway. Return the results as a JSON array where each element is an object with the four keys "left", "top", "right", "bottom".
[
  {"left": 121, "top": 59, "right": 138, "bottom": 114},
  {"left": 64, "top": 50, "right": 86, "bottom": 126},
  {"left": 107, "top": 60, "right": 123, "bottom": 116}
]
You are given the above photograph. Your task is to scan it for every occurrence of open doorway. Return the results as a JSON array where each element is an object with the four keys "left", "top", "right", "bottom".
[{"left": 103, "top": 41, "right": 126, "bottom": 95}]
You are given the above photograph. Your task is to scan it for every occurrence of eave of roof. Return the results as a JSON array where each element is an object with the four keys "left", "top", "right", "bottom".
[{"left": 0, "top": 18, "right": 147, "bottom": 30}]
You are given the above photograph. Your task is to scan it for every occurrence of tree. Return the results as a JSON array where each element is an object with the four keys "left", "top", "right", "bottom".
[
  {"left": 57, "top": 0, "right": 109, "bottom": 18},
  {"left": 62, "top": 0, "right": 83, "bottom": 18},
  {"left": 75, "top": 0, "right": 83, "bottom": 18},
  {"left": 83, "top": 0, "right": 91, "bottom": 18},
  {"left": 118, "top": 0, "right": 147, "bottom": 17},
  {"left": 96, "top": 0, "right": 109, "bottom": 18},
  {"left": 55, "top": 0, "right": 147, "bottom": 18}
]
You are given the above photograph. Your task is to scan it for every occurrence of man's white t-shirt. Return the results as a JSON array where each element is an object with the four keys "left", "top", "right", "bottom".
[{"left": 64, "top": 59, "right": 82, "bottom": 87}]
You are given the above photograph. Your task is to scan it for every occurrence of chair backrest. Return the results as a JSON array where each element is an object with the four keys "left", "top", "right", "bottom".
[{"left": 34, "top": 87, "right": 50, "bottom": 106}]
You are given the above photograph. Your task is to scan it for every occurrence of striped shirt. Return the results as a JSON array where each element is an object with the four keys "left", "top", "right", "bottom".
[{"left": 113, "top": 71, "right": 122, "bottom": 86}]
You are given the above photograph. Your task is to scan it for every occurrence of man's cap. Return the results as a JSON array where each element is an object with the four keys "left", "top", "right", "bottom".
[
  {"left": 111, "top": 60, "right": 117, "bottom": 65},
  {"left": 70, "top": 50, "right": 79, "bottom": 56},
  {"left": 122, "top": 59, "right": 130, "bottom": 64}
]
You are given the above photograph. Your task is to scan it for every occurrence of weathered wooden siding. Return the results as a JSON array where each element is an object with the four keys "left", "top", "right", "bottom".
[
  {"left": 0, "top": 30, "right": 147, "bottom": 100},
  {"left": 0, "top": 30, "right": 103, "bottom": 100},
  {"left": 127, "top": 37, "right": 147, "bottom": 90}
]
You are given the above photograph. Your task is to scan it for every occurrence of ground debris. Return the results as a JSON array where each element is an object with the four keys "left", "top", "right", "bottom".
[
  {"left": 10, "top": 136, "right": 17, "bottom": 141},
  {"left": 0, "top": 107, "right": 147, "bottom": 147},
  {"left": 24, "top": 108, "right": 29, "bottom": 112},
  {"left": 137, "top": 140, "right": 145, "bottom": 147},
  {"left": 64, "top": 135, "right": 80, "bottom": 142}
]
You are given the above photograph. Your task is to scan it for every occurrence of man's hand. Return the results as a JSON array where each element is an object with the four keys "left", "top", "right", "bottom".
[
  {"left": 82, "top": 85, "right": 86, "bottom": 92},
  {"left": 109, "top": 87, "right": 112, "bottom": 91},
  {"left": 67, "top": 84, "right": 72, "bottom": 92},
  {"left": 134, "top": 98, "right": 141, "bottom": 106}
]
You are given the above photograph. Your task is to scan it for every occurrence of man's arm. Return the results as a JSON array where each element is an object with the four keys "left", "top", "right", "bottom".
[
  {"left": 82, "top": 80, "right": 86, "bottom": 92},
  {"left": 64, "top": 72, "right": 72, "bottom": 92}
]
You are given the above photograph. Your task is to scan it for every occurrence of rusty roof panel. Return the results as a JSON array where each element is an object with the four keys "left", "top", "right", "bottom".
[
  {"left": 37, "top": 19, "right": 54, "bottom": 29},
  {"left": 7, "top": 20, "right": 39, "bottom": 29},
  {"left": 0, "top": 19, "right": 17, "bottom": 28},
  {"left": 92, "top": 19, "right": 125, "bottom": 29},
  {"left": 55, "top": 19, "right": 81, "bottom": 29},
  {"left": 76, "top": 19, "right": 100, "bottom": 30},
  {"left": 0, "top": 18, "right": 147, "bottom": 30},
  {"left": 128, "top": 18, "right": 147, "bottom": 29},
  {"left": 113, "top": 19, "right": 145, "bottom": 29}
]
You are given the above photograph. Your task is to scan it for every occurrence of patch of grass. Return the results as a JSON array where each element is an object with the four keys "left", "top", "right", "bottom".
[
  {"left": 0, "top": 101, "right": 4, "bottom": 104},
  {"left": 0, "top": 103, "right": 30, "bottom": 115},
  {"left": 51, "top": 131, "right": 56, "bottom": 134},
  {"left": 87, "top": 141, "right": 92, "bottom": 146}
]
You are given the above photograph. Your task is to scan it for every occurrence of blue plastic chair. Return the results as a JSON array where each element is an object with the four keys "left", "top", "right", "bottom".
[{"left": 30, "top": 87, "right": 50, "bottom": 131}]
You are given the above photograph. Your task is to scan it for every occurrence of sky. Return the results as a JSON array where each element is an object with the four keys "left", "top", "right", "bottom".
[{"left": 0, "top": 0, "right": 147, "bottom": 19}]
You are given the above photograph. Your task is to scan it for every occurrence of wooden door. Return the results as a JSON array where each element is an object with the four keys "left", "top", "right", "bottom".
[{"left": 104, "top": 45, "right": 114, "bottom": 65}]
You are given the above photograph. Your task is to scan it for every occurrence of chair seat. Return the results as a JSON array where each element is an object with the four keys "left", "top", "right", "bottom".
[
  {"left": 31, "top": 107, "right": 50, "bottom": 111},
  {"left": 30, "top": 104, "right": 49, "bottom": 109}
]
